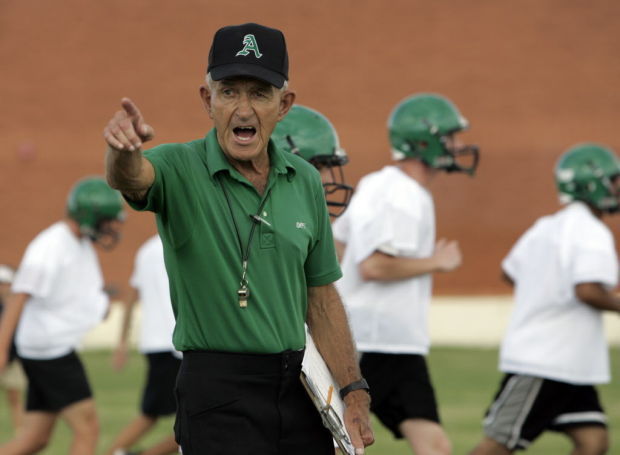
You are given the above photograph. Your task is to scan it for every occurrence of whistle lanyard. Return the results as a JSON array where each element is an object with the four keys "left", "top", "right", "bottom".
[{"left": 217, "top": 173, "right": 272, "bottom": 308}]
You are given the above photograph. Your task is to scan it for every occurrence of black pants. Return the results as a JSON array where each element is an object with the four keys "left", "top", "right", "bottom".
[{"left": 174, "top": 350, "right": 333, "bottom": 455}]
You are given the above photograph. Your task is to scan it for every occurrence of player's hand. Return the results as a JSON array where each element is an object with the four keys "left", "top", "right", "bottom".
[
  {"left": 343, "top": 390, "right": 374, "bottom": 453},
  {"left": 103, "top": 97, "right": 154, "bottom": 152},
  {"left": 112, "top": 344, "right": 128, "bottom": 371},
  {"left": 433, "top": 238, "right": 462, "bottom": 272}
]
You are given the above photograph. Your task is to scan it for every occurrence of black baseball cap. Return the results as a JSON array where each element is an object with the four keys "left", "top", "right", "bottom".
[{"left": 207, "top": 23, "right": 289, "bottom": 88}]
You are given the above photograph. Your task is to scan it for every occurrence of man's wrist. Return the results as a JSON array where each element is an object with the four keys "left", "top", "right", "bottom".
[{"left": 340, "top": 378, "right": 370, "bottom": 400}]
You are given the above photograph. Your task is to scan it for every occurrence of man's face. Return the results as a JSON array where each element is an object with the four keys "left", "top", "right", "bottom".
[{"left": 201, "top": 77, "right": 295, "bottom": 162}]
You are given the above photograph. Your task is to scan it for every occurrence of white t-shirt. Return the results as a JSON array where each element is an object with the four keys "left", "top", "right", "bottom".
[
  {"left": 12, "top": 221, "right": 108, "bottom": 359},
  {"left": 500, "top": 202, "right": 618, "bottom": 384},
  {"left": 130, "top": 235, "right": 178, "bottom": 355},
  {"left": 333, "top": 165, "right": 435, "bottom": 354}
]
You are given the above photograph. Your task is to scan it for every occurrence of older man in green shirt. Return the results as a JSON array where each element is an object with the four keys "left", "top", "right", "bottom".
[{"left": 104, "top": 23, "right": 373, "bottom": 455}]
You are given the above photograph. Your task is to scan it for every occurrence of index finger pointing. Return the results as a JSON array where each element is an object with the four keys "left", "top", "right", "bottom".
[{"left": 121, "top": 97, "right": 143, "bottom": 121}]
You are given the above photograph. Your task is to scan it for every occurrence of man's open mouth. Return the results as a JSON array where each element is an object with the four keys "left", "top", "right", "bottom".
[{"left": 233, "top": 126, "right": 257, "bottom": 142}]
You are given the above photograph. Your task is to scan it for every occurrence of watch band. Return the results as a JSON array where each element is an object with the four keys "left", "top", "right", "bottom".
[{"left": 339, "top": 378, "right": 370, "bottom": 400}]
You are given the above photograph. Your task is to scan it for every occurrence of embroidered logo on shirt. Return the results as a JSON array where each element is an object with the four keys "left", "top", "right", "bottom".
[{"left": 296, "top": 222, "right": 306, "bottom": 229}]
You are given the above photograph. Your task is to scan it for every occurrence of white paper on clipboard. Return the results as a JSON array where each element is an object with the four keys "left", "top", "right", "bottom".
[{"left": 300, "top": 328, "right": 355, "bottom": 455}]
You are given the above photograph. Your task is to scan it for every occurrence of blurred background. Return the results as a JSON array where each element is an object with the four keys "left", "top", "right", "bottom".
[{"left": 1, "top": 0, "right": 619, "bottom": 296}]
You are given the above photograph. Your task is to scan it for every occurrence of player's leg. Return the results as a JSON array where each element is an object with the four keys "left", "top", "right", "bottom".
[
  {"left": 106, "top": 352, "right": 181, "bottom": 455},
  {"left": 61, "top": 398, "right": 99, "bottom": 455},
  {"left": 104, "top": 414, "right": 158, "bottom": 455},
  {"left": 564, "top": 426, "right": 608, "bottom": 455},
  {"left": 400, "top": 418, "right": 451, "bottom": 455},
  {"left": 471, "top": 374, "right": 584, "bottom": 454},
  {"left": 360, "top": 352, "right": 451, "bottom": 455},
  {"left": 21, "top": 351, "right": 98, "bottom": 455},
  {"left": 0, "top": 411, "right": 57, "bottom": 453},
  {"left": 6, "top": 388, "right": 24, "bottom": 431},
  {"left": 468, "top": 436, "right": 513, "bottom": 455},
  {"left": 1, "top": 352, "right": 92, "bottom": 453},
  {"left": 552, "top": 385, "right": 609, "bottom": 455},
  {"left": 2, "top": 360, "right": 27, "bottom": 432}
]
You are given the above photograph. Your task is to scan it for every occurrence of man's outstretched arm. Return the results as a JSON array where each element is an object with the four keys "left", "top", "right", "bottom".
[{"left": 103, "top": 97, "right": 155, "bottom": 201}]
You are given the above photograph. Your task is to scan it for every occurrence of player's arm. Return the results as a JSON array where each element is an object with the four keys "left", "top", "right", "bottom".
[
  {"left": 306, "top": 283, "right": 374, "bottom": 452},
  {"left": 359, "top": 238, "right": 462, "bottom": 281},
  {"left": 112, "top": 287, "right": 139, "bottom": 370},
  {"left": 104, "top": 97, "right": 155, "bottom": 202},
  {"left": 575, "top": 282, "right": 620, "bottom": 313},
  {"left": 0, "top": 293, "right": 29, "bottom": 371}
]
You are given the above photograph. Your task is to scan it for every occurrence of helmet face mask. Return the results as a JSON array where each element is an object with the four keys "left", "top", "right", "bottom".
[
  {"left": 555, "top": 143, "right": 620, "bottom": 214},
  {"left": 403, "top": 135, "right": 480, "bottom": 175},
  {"left": 311, "top": 155, "right": 354, "bottom": 218},
  {"left": 272, "top": 105, "right": 353, "bottom": 217},
  {"left": 66, "top": 177, "right": 125, "bottom": 248},
  {"left": 389, "top": 93, "right": 480, "bottom": 175}
]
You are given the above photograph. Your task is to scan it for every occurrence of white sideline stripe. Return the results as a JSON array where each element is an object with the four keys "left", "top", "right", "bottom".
[{"left": 553, "top": 412, "right": 607, "bottom": 425}]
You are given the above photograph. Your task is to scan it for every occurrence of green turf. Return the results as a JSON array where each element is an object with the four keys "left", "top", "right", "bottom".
[{"left": 0, "top": 347, "right": 618, "bottom": 454}]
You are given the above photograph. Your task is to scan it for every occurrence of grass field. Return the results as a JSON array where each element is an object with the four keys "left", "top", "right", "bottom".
[{"left": 0, "top": 347, "right": 618, "bottom": 454}]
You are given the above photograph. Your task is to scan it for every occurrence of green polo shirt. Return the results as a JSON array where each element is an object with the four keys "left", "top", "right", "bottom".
[{"left": 127, "top": 129, "right": 342, "bottom": 354}]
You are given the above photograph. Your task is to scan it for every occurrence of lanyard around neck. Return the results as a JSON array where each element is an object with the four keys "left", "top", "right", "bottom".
[{"left": 217, "top": 173, "right": 273, "bottom": 308}]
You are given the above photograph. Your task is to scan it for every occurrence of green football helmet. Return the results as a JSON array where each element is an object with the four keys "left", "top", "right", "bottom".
[
  {"left": 555, "top": 143, "right": 620, "bottom": 213},
  {"left": 66, "top": 177, "right": 125, "bottom": 247},
  {"left": 272, "top": 105, "right": 353, "bottom": 217},
  {"left": 388, "top": 93, "right": 479, "bottom": 175}
]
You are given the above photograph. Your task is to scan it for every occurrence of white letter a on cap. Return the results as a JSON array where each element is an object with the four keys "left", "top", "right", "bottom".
[{"left": 236, "top": 34, "right": 263, "bottom": 58}]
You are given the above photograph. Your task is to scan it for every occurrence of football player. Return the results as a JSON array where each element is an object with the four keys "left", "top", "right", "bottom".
[
  {"left": 470, "top": 144, "right": 620, "bottom": 455},
  {"left": 333, "top": 93, "right": 479, "bottom": 455},
  {"left": 0, "top": 177, "right": 124, "bottom": 454}
]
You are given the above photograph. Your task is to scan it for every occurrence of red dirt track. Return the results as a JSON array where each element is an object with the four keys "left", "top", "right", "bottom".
[{"left": 1, "top": 0, "right": 619, "bottom": 296}]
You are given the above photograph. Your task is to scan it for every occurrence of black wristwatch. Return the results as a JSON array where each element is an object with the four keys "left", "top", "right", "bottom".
[{"left": 339, "top": 378, "right": 370, "bottom": 400}]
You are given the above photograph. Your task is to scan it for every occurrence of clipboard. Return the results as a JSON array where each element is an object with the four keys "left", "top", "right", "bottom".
[{"left": 300, "top": 328, "right": 355, "bottom": 455}]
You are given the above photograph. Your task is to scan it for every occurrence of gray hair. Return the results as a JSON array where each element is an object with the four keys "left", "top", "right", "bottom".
[{"left": 206, "top": 72, "right": 288, "bottom": 92}]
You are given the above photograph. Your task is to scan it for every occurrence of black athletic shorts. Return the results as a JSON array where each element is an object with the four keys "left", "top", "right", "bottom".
[
  {"left": 141, "top": 351, "right": 182, "bottom": 417},
  {"left": 360, "top": 352, "right": 441, "bottom": 439},
  {"left": 20, "top": 350, "right": 92, "bottom": 412},
  {"left": 174, "top": 349, "right": 333, "bottom": 455},
  {"left": 483, "top": 373, "right": 607, "bottom": 451}
]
